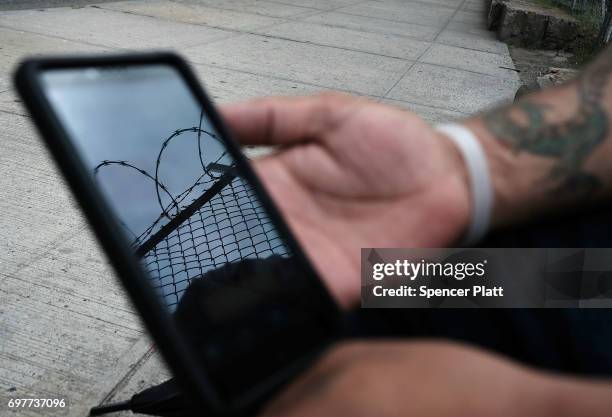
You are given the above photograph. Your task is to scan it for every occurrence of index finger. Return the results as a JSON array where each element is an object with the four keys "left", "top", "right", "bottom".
[{"left": 219, "top": 94, "right": 342, "bottom": 146}]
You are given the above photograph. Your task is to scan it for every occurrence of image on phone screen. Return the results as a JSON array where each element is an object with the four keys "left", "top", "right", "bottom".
[{"left": 39, "top": 63, "right": 336, "bottom": 402}]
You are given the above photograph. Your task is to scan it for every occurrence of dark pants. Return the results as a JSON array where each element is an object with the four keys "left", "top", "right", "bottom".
[{"left": 350, "top": 207, "right": 612, "bottom": 377}]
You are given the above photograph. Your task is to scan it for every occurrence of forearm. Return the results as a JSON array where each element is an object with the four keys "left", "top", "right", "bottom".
[
  {"left": 541, "top": 375, "right": 612, "bottom": 417},
  {"left": 463, "top": 45, "right": 612, "bottom": 227},
  {"left": 441, "top": 65, "right": 612, "bottom": 416}
]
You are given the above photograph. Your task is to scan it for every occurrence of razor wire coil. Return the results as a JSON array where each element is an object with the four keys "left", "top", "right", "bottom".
[{"left": 94, "top": 113, "right": 289, "bottom": 309}]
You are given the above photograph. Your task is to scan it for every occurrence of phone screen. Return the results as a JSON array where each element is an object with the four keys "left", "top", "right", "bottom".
[{"left": 39, "top": 64, "right": 336, "bottom": 402}]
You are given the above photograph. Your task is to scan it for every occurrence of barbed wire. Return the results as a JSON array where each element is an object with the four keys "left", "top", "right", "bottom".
[
  {"left": 94, "top": 112, "right": 228, "bottom": 244},
  {"left": 93, "top": 112, "right": 289, "bottom": 309}
]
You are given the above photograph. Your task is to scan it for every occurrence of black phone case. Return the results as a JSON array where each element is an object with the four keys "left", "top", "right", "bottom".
[{"left": 14, "top": 52, "right": 341, "bottom": 416}]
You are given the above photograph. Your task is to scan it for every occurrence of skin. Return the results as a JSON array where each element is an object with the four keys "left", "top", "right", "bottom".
[
  {"left": 219, "top": 44, "right": 612, "bottom": 417},
  {"left": 259, "top": 341, "right": 612, "bottom": 417},
  {"left": 222, "top": 94, "right": 470, "bottom": 308}
]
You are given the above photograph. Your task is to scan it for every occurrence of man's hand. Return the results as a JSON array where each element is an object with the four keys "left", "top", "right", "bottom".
[
  {"left": 222, "top": 93, "right": 470, "bottom": 307},
  {"left": 260, "top": 341, "right": 612, "bottom": 417}
]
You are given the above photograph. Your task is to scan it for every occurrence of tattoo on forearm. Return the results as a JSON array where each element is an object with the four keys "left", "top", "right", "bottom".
[{"left": 483, "top": 55, "right": 612, "bottom": 194}]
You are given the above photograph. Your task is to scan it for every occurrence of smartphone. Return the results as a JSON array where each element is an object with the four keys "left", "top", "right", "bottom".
[{"left": 15, "top": 53, "right": 340, "bottom": 415}]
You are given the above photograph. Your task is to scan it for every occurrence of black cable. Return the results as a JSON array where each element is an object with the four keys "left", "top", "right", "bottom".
[{"left": 89, "top": 399, "right": 131, "bottom": 415}]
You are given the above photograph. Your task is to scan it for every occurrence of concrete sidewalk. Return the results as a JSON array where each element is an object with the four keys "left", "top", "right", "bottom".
[{"left": 0, "top": 1, "right": 520, "bottom": 416}]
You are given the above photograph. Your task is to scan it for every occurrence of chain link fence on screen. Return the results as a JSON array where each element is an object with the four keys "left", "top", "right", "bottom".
[{"left": 94, "top": 114, "right": 289, "bottom": 310}]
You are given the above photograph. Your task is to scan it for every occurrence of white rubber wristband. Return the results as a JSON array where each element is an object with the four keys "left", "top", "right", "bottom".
[{"left": 436, "top": 123, "right": 492, "bottom": 245}]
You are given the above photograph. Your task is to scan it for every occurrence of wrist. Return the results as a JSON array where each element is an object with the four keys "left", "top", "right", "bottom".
[
  {"left": 462, "top": 117, "right": 554, "bottom": 228},
  {"left": 431, "top": 129, "right": 472, "bottom": 242},
  {"left": 435, "top": 124, "right": 492, "bottom": 244}
]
